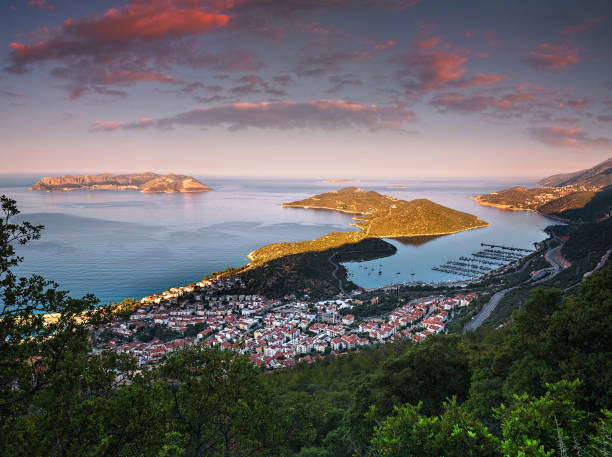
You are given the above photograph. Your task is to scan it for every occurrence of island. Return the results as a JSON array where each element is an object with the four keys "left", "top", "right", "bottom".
[
  {"left": 247, "top": 187, "right": 488, "bottom": 265},
  {"left": 473, "top": 157, "right": 612, "bottom": 221},
  {"left": 29, "top": 172, "right": 211, "bottom": 193}
]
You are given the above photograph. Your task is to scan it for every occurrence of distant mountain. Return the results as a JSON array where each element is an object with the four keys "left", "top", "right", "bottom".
[
  {"left": 30, "top": 173, "right": 211, "bottom": 193},
  {"left": 538, "top": 157, "right": 612, "bottom": 188},
  {"left": 475, "top": 158, "right": 612, "bottom": 221}
]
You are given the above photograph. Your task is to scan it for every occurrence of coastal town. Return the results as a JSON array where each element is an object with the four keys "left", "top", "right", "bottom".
[{"left": 91, "top": 276, "right": 477, "bottom": 370}]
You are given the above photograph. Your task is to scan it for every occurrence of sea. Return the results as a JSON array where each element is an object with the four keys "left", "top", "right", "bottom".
[{"left": 0, "top": 175, "right": 556, "bottom": 304}]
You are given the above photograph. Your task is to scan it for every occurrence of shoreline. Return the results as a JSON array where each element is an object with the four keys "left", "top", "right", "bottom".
[{"left": 471, "top": 196, "right": 568, "bottom": 223}]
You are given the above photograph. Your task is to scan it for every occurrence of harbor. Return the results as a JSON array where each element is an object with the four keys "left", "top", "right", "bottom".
[{"left": 431, "top": 243, "right": 536, "bottom": 279}]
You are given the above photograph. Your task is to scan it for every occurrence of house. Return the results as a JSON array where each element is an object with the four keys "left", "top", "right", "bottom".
[
  {"left": 342, "top": 314, "right": 355, "bottom": 325},
  {"left": 341, "top": 333, "right": 358, "bottom": 349},
  {"left": 331, "top": 337, "right": 345, "bottom": 351}
]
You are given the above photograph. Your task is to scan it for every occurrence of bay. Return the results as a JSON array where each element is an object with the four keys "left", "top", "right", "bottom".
[{"left": 0, "top": 175, "right": 554, "bottom": 304}]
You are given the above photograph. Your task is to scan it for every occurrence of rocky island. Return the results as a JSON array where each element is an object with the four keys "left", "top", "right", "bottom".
[
  {"left": 30, "top": 172, "right": 211, "bottom": 193},
  {"left": 473, "top": 157, "right": 612, "bottom": 221},
  {"left": 248, "top": 187, "right": 488, "bottom": 265}
]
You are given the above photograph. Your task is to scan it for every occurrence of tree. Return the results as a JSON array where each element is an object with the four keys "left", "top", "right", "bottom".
[
  {"left": 0, "top": 196, "right": 109, "bottom": 436},
  {"left": 369, "top": 398, "right": 500, "bottom": 457},
  {"left": 494, "top": 380, "right": 589, "bottom": 457},
  {"left": 157, "top": 346, "right": 285, "bottom": 457}
]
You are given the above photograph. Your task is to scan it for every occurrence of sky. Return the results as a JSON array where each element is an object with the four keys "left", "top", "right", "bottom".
[{"left": 1, "top": 0, "right": 612, "bottom": 178}]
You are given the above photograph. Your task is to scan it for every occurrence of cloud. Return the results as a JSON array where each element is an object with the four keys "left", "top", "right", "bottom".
[
  {"left": 561, "top": 16, "right": 605, "bottom": 36},
  {"left": 28, "top": 0, "right": 54, "bottom": 11},
  {"left": 454, "top": 73, "right": 507, "bottom": 87},
  {"left": 47, "top": 63, "right": 179, "bottom": 99},
  {"left": 228, "top": 75, "right": 286, "bottom": 97},
  {"left": 325, "top": 73, "right": 362, "bottom": 93},
  {"left": 525, "top": 44, "right": 580, "bottom": 71},
  {"left": 6, "top": 0, "right": 233, "bottom": 73},
  {"left": 597, "top": 115, "right": 612, "bottom": 123},
  {"left": 392, "top": 48, "right": 468, "bottom": 93},
  {"left": 372, "top": 40, "right": 397, "bottom": 51},
  {"left": 430, "top": 85, "right": 569, "bottom": 120},
  {"left": 294, "top": 50, "right": 371, "bottom": 77},
  {"left": 527, "top": 126, "right": 610, "bottom": 149},
  {"left": 273, "top": 73, "right": 293, "bottom": 85},
  {"left": 94, "top": 100, "right": 416, "bottom": 132},
  {"left": 90, "top": 121, "right": 125, "bottom": 132},
  {"left": 431, "top": 93, "right": 514, "bottom": 114},
  {"left": 414, "top": 37, "right": 440, "bottom": 50},
  {"left": 0, "top": 89, "right": 28, "bottom": 99},
  {"left": 567, "top": 99, "right": 588, "bottom": 111}
]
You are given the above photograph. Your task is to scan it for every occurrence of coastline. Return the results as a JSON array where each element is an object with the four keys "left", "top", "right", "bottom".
[
  {"left": 471, "top": 196, "right": 568, "bottom": 223},
  {"left": 247, "top": 200, "right": 490, "bottom": 268}
]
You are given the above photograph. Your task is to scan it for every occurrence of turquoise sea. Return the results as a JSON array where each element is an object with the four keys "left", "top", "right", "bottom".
[{"left": 0, "top": 175, "right": 555, "bottom": 304}]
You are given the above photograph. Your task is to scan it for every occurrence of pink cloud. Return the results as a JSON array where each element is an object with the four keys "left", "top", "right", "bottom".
[
  {"left": 414, "top": 37, "right": 440, "bottom": 50},
  {"left": 526, "top": 44, "right": 580, "bottom": 71},
  {"left": 62, "top": 2, "right": 230, "bottom": 42},
  {"left": 561, "top": 16, "right": 605, "bottom": 35},
  {"left": 393, "top": 50, "right": 468, "bottom": 93},
  {"left": 97, "top": 99, "right": 416, "bottom": 132},
  {"left": 90, "top": 121, "right": 125, "bottom": 132},
  {"left": 28, "top": 0, "right": 54, "bottom": 11},
  {"left": 567, "top": 99, "right": 588, "bottom": 111},
  {"left": 527, "top": 126, "right": 610, "bottom": 149},
  {"left": 455, "top": 73, "right": 507, "bottom": 87},
  {"left": 7, "top": 0, "right": 233, "bottom": 72},
  {"left": 373, "top": 40, "right": 397, "bottom": 51}
]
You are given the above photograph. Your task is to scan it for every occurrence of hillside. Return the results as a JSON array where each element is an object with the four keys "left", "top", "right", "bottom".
[
  {"left": 475, "top": 158, "right": 612, "bottom": 221},
  {"left": 249, "top": 187, "right": 487, "bottom": 265},
  {"left": 30, "top": 173, "right": 211, "bottom": 193},
  {"left": 538, "top": 156, "right": 612, "bottom": 187}
]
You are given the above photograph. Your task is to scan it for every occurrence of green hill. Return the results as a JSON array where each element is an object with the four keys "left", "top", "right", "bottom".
[{"left": 249, "top": 187, "right": 488, "bottom": 265}]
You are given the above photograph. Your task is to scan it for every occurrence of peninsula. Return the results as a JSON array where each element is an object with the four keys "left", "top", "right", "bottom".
[
  {"left": 473, "top": 157, "right": 612, "bottom": 221},
  {"left": 248, "top": 187, "right": 488, "bottom": 265},
  {"left": 30, "top": 172, "right": 211, "bottom": 193}
]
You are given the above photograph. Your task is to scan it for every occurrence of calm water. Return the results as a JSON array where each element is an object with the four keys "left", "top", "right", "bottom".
[{"left": 0, "top": 175, "right": 555, "bottom": 303}]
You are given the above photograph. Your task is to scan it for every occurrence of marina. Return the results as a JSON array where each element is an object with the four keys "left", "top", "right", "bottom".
[{"left": 431, "top": 242, "right": 537, "bottom": 279}]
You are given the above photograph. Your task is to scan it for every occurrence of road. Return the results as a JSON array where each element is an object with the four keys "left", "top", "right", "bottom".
[
  {"left": 463, "top": 287, "right": 514, "bottom": 333},
  {"left": 464, "top": 234, "right": 568, "bottom": 333},
  {"left": 328, "top": 252, "right": 346, "bottom": 296}
]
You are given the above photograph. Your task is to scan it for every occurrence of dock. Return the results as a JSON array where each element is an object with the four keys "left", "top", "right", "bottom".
[{"left": 431, "top": 241, "right": 536, "bottom": 279}]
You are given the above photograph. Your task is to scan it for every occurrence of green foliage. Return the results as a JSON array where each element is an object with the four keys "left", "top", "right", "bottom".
[
  {"left": 369, "top": 398, "right": 500, "bottom": 457},
  {"left": 494, "top": 380, "right": 589, "bottom": 457}
]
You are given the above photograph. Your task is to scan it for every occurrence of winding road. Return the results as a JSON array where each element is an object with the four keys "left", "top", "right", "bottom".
[{"left": 463, "top": 235, "right": 568, "bottom": 333}]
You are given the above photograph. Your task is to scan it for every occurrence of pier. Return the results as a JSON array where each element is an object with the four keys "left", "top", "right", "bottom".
[
  {"left": 432, "top": 241, "right": 534, "bottom": 279},
  {"left": 480, "top": 243, "right": 535, "bottom": 253}
]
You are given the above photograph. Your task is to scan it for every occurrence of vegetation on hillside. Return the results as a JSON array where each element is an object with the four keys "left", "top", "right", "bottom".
[
  {"left": 237, "top": 237, "right": 396, "bottom": 299},
  {"left": 1, "top": 196, "right": 611, "bottom": 456},
  {"left": 250, "top": 187, "right": 487, "bottom": 265}
]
